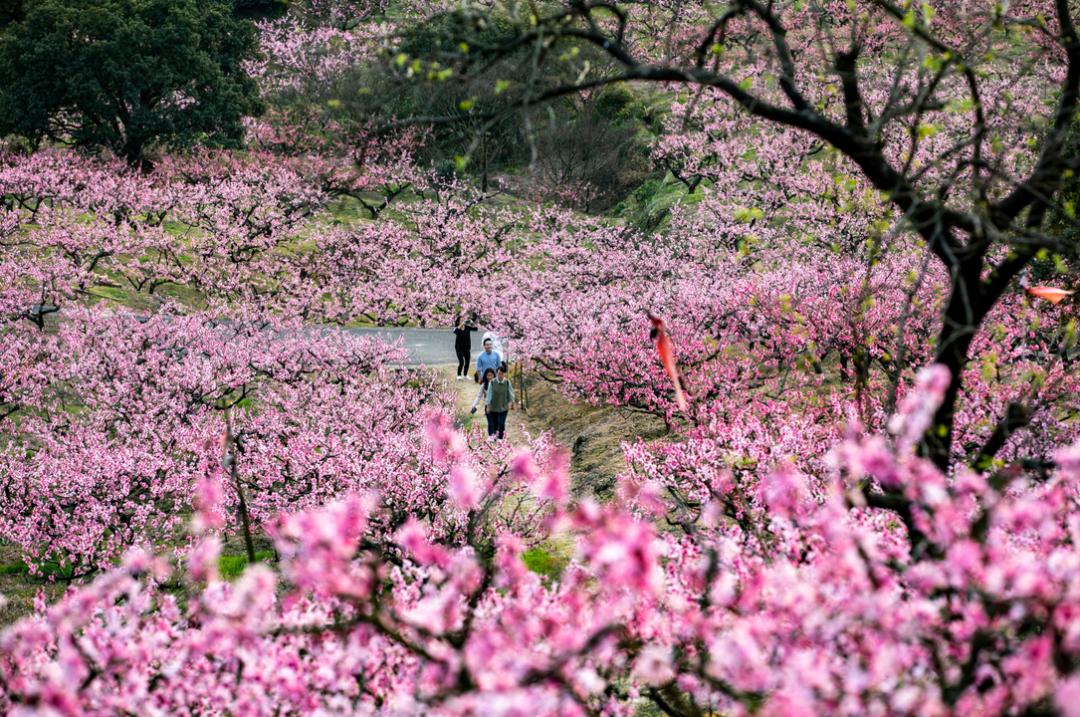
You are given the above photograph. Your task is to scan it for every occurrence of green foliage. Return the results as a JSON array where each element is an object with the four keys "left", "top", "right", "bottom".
[
  {"left": 589, "top": 85, "right": 664, "bottom": 134},
  {"left": 1043, "top": 119, "right": 1080, "bottom": 276},
  {"left": 592, "top": 85, "right": 636, "bottom": 122},
  {"left": 0, "top": 0, "right": 24, "bottom": 27},
  {"left": 218, "top": 550, "right": 275, "bottom": 580},
  {"left": 521, "top": 547, "right": 567, "bottom": 580},
  {"left": 0, "top": 557, "right": 77, "bottom": 579},
  {"left": 617, "top": 174, "right": 706, "bottom": 231},
  {"left": 395, "top": 9, "right": 517, "bottom": 60},
  {"left": 233, "top": 0, "right": 288, "bottom": 20},
  {"left": 0, "top": 0, "right": 263, "bottom": 165},
  {"left": 0, "top": 561, "right": 29, "bottom": 576}
]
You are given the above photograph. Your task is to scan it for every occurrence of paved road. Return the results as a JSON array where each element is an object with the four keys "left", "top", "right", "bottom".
[
  {"left": 46, "top": 308, "right": 495, "bottom": 368},
  {"left": 347, "top": 327, "right": 508, "bottom": 367}
]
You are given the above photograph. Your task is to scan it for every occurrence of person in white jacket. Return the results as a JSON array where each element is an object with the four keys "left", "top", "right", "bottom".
[{"left": 470, "top": 367, "right": 497, "bottom": 414}]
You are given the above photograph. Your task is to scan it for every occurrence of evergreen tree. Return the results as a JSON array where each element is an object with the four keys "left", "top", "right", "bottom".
[{"left": 0, "top": 0, "right": 262, "bottom": 165}]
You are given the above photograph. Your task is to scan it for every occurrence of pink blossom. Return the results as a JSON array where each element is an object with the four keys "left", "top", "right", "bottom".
[
  {"left": 631, "top": 645, "right": 675, "bottom": 686},
  {"left": 448, "top": 465, "right": 482, "bottom": 511},
  {"left": 1057, "top": 675, "right": 1080, "bottom": 717}
]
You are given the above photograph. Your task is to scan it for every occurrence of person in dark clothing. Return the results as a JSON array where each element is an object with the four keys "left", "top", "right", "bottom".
[
  {"left": 485, "top": 363, "right": 515, "bottom": 440},
  {"left": 452, "top": 315, "right": 477, "bottom": 380}
]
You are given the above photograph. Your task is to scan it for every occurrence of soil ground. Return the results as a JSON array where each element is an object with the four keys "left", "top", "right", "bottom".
[
  {"left": 439, "top": 363, "right": 530, "bottom": 445},
  {"left": 519, "top": 373, "right": 669, "bottom": 497},
  {"left": 437, "top": 363, "right": 667, "bottom": 497}
]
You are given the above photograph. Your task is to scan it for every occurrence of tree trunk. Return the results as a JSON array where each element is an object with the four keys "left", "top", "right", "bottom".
[
  {"left": 122, "top": 136, "right": 150, "bottom": 171},
  {"left": 231, "top": 453, "right": 257, "bottom": 565},
  {"left": 923, "top": 255, "right": 1002, "bottom": 472}
]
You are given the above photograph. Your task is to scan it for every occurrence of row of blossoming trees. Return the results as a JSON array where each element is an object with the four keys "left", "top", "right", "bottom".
[
  {"left": 5, "top": 0, "right": 1080, "bottom": 715},
  {"left": 0, "top": 147, "right": 454, "bottom": 574}
]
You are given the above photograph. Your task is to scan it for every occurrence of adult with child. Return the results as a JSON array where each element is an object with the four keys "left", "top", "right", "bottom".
[
  {"left": 485, "top": 363, "right": 515, "bottom": 440},
  {"left": 474, "top": 336, "right": 501, "bottom": 383},
  {"left": 452, "top": 315, "right": 477, "bottom": 381}
]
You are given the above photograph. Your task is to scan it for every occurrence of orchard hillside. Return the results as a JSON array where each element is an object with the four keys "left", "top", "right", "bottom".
[{"left": 3, "top": 2, "right": 1080, "bottom": 716}]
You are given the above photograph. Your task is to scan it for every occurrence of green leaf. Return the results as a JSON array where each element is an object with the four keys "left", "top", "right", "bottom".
[
  {"left": 733, "top": 206, "right": 764, "bottom": 223},
  {"left": 1064, "top": 319, "right": 1078, "bottom": 349},
  {"left": 0, "top": 0, "right": 263, "bottom": 164}
]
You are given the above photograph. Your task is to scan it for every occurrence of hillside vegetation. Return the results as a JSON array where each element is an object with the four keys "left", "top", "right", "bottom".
[{"left": 4, "top": 2, "right": 1080, "bottom": 716}]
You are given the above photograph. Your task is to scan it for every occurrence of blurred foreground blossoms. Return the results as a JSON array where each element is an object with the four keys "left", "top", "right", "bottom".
[{"left": 5, "top": 367, "right": 1080, "bottom": 716}]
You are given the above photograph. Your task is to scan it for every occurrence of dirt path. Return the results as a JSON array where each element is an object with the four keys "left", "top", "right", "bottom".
[
  {"left": 436, "top": 364, "right": 531, "bottom": 445},
  {"left": 436, "top": 363, "right": 667, "bottom": 496}
]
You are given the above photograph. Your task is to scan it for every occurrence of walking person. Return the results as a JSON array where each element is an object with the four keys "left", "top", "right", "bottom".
[
  {"left": 470, "top": 367, "right": 496, "bottom": 415},
  {"left": 485, "top": 363, "right": 515, "bottom": 440},
  {"left": 452, "top": 315, "right": 477, "bottom": 380},
  {"left": 474, "top": 336, "right": 501, "bottom": 383},
  {"left": 480, "top": 330, "right": 504, "bottom": 361}
]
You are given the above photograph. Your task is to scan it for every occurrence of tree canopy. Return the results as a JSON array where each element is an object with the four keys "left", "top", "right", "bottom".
[{"left": 0, "top": 0, "right": 263, "bottom": 164}]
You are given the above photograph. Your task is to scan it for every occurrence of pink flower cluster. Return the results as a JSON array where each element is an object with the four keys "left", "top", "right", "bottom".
[{"left": 4, "top": 380, "right": 1080, "bottom": 714}]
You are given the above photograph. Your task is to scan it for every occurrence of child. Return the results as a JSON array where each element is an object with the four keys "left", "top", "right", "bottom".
[{"left": 470, "top": 367, "right": 496, "bottom": 415}]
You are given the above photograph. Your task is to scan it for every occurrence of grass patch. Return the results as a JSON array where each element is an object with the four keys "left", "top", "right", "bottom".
[
  {"left": 0, "top": 561, "right": 28, "bottom": 576},
  {"left": 459, "top": 411, "right": 476, "bottom": 430},
  {"left": 520, "top": 373, "right": 667, "bottom": 498},
  {"left": 0, "top": 558, "right": 82, "bottom": 580},
  {"left": 0, "top": 550, "right": 70, "bottom": 626},
  {"left": 522, "top": 547, "right": 568, "bottom": 580},
  {"left": 615, "top": 173, "right": 709, "bottom": 231},
  {"left": 218, "top": 550, "right": 275, "bottom": 580}
]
